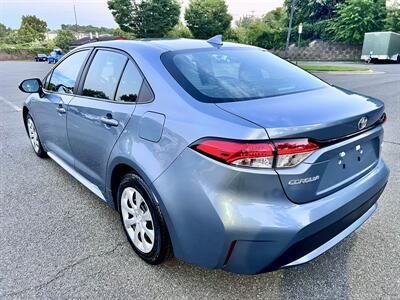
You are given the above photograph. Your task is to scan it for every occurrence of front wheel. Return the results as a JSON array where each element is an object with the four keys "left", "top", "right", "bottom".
[
  {"left": 118, "top": 173, "right": 172, "bottom": 264},
  {"left": 26, "top": 114, "right": 47, "bottom": 158}
]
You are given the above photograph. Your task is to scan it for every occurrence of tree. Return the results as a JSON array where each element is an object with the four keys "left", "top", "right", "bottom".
[
  {"left": 20, "top": 15, "right": 47, "bottom": 41},
  {"left": 108, "top": 0, "right": 133, "bottom": 32},
  {"left": 166, "top": 22, "right": 193, "bottom": 38},
  {"left": 330, "top": 0, "right": 386, "bottom": 44},
  {"left": 0, "top": 23, "right": 11, "bottom": 39},
  {"left": 185, "top": 0, "right": 232, "bottom": 39},
  {"left": 61, "top": 24, "right": 115, "bottom": 35},
  {"left": 385, "top": 5, "right": 400, "bottom": 32},
  {"left": 263, "top": 7, "right": 288, "bottom": 28},
  {"left": 284, "top": 0, "right": 345, "bottom": 25},
  {"left": 235, "top": 15, "right": 258, "bottom": 29},
  {"left": 108, "top": 0, "right": 180, "bottom": 37},
  {"left": 132, "top": 0, "right": 180, "bottom": 37},
  {"left": 55, "top": 30, "right": 76, "bottom": 51},
  {"left": 17, "top": 23, "right": 38, "bottom": 43},
  {"left": 113, "top": 27, "right": 135, "bottom": 39}
]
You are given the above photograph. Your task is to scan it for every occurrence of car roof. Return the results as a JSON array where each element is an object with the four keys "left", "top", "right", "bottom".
[{"left": 80, "top": 38, "right": 254, "bottom": 53}]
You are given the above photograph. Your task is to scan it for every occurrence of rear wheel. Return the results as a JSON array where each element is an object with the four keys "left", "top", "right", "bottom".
[
  {"left": 26, "top": 114, "right": 47, "bottom": 158},
  {"left": 118, "top": 173, "right": 172, "bottom": 264}
]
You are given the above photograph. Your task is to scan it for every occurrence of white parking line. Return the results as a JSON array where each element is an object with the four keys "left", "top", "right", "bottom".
[{"left": 0, "top": 96, "right": 22, "bottom": 112}]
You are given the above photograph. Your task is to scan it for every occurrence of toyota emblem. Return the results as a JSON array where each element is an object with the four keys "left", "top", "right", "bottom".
[{"left": 358, "top": 117, "right": 368, "bottom": 130}]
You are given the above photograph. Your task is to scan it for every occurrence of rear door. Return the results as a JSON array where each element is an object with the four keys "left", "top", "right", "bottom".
[
  {"left": 67, "top": 49, "right": 145, "bottom": 192},
  {"left": 32, "top": 49, "right": 91, "bottom": 166}
]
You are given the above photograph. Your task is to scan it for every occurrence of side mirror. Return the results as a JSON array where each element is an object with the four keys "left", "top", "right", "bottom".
[{"left": 18, "top": 78, "right": 45, "bottom": 97}]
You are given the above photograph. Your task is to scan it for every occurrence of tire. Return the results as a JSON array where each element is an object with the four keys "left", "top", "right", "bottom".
[
  {"left": 26, "top": 113, "right": 47, "bottom": 158},
  {"left": 117, "top": 173, "right": 172, "bottom": 264}
]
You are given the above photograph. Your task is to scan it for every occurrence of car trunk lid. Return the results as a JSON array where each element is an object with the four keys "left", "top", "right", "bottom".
[{"left": 216, "top": 86, "right": 385, "bottom": 203}]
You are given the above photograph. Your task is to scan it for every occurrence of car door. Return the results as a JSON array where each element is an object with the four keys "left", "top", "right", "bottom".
[
  {"left": 32, "top": 49, "right": 91, "bottom": 166},
  {"left": 67, "top": 49, "right": 144, "bottom": 193}
]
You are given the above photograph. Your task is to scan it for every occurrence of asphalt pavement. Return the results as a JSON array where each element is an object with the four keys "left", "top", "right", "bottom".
[{"left": 0, "top": 61, "right": 399, "bottom": 299}]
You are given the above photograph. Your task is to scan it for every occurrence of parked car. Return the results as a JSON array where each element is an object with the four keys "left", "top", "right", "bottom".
[
  {"left": 34, "top": 53, "right": 47, "bottom": 62},
  {"left": 361, "top": 31, "right": 400, "bottom": 63},
  {"left": 18, "top": 38, "right": 389, "bottom": 275},
  {"left": 47, "top": 48, "right": 64, "bottom": 64}
]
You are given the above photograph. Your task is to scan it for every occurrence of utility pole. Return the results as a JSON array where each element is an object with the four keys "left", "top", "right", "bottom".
[
  {"left": 73, "top": 0, "right": 78, "bottom": 35},
  {"left": 284, "top": 0, "right": 297, "bottom": 60}
]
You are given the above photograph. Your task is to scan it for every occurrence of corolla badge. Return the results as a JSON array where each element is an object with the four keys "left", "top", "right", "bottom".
[
  {"left": 358, "top": 117, "right": 368, "bottom": 130},
  {"left": 288, "top": 175, "right": 320, "bottom": 186}
]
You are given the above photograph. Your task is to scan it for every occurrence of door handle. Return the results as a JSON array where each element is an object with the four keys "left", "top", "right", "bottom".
[
  {"left": 100, "top": 116, "right": 119, "bottom": 127},
  {"left": 56, "top": 106, "right": 66, "bottom": 114}
]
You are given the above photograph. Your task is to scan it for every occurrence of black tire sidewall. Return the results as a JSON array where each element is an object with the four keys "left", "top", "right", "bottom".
[
  {"left": 26, "top": 113, "right": 47, "bottom": 158},
  {"left": 117, "top": 173, "right": 169, "bottom": 264}
]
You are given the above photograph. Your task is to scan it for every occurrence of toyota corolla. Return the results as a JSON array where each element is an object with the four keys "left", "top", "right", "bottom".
[{"left": 18, "top": 38, "right": 389, "bottom": 274}]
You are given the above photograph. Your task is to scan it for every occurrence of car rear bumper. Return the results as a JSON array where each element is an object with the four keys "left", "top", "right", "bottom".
[{"left": 152, "top": 148, "right": 389, "bottom": 274}]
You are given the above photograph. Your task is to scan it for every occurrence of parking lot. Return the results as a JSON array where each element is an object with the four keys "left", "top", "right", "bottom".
[{"left": 0, "top": 61, "right": 399, "bottom": 299}]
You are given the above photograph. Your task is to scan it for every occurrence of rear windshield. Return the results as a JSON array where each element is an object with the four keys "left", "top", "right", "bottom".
[{"left": 161, "top": 48, "right": 327, "bottom": 103}]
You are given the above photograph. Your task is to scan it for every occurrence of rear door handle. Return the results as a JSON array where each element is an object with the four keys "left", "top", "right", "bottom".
[
  {"left": 56, "top": 106, "right": 66, "bottom": 114},
  {"left": 101, "top": 116, "right": 119, "bottom": 127}
]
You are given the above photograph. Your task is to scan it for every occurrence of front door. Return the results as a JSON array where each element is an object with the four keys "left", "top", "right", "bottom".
[
  {"left": 32, "top": 49, "right": 91, "bottom": 166},
  {"left": 67, "top": 49, "right": 144, "bottom": 192}
]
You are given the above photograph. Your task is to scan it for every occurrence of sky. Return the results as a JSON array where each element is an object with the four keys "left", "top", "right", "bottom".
[{"left": 0, "top": 0, "right": 284, "bottom": 30}]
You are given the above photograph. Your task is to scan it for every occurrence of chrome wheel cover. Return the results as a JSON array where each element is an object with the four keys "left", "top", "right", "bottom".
[
  {"left": 27, "top": 118, "right": 40, "bottom": 153},
  {"left": 121, "top": 187, "right": 155, "bottom": 253}
]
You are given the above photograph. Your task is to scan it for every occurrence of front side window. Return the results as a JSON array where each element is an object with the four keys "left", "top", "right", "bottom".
[
  {"left": 115, "top": 61, "right": 143, "bottom": 103},
  {"left": 47, "top": 50, "right": 89, "bottom": 94},
  {"left": 161, "top": 48, "right": 327, "bottom": 103},
  {"left": 82, "top": 50, "right": 127, "bottom": 100}
]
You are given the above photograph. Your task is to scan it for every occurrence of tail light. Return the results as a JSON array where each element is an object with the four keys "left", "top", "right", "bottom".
[
  {"left": 274, "top": 140, "right": 319, "bottom": 168},
  {"left": 192, "top": 138, "right": 319, "bottom": 169}
]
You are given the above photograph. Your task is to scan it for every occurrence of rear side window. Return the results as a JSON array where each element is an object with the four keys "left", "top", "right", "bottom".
[
  {"left": 82, "top": 50, "right": 127, "bottom": 100},
  {"left": 161, "top": 48, "right": 327, "bottom": 103},
  {"left": 115, "top": 61, "right": 143, "bottom": 103},
  {"left": 47, "top": 50, "right": 89, "bottom": 94}
]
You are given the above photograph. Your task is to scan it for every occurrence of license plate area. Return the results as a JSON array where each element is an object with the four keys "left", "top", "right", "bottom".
[
  {"left": 276, "top": 126, "right": 383, "bottom": 204},
  {"left": 316, "top": 137, "right": 380, "bottom": 195}
]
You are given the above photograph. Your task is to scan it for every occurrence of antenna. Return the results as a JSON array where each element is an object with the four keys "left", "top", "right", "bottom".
[
  {"left": 73, "top": 0, "right": 78, "bottom": 34},
  {"left": 207, "top": 35, "right": 223, "bottom": 48}
]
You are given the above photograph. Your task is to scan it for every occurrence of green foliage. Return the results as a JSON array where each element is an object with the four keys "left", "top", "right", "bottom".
[
  {"left": 54, "top": 30, "right": 76, "bottom": 51},
  {"left": 299, "top": 20, "right": 334, "bottom": 42},
  {"left": 133, "top": 0, "right": 180, "bottom": 37},
  {"left": 20, "top": 15, "right": 48, "bottom": 41},
  {"left": 284, "top": 0, "right": 345, "bottom": 25},
  {"left": 299, "top": 64, "right": 369, "bottom": 72},
  {"left": 263, "top": 7, "right": 288, "bottom": 28},
  {"left": 61, "top": 24, "right": 115, "bottom": 34},
  {"left": 184, "top": 0, "right": 232, "bottom": 39},
  {"left": 235, "top": 15, "right": 258, "bottom": 29},
  {"left": 108, "top": 0, "right": 133, "bottom": 32},
  {"left": 0, "top": 23, "right": 12, "bottom": 39},
  {"left": 385, "top": 5, "right": 400, "bottom": 32},
  {"left": 228, "top": 7, "right": 288, "bottom": 49},
  {"left": 108, "top": 0, "right": 180, "bottom": 37},
  {"left": 17, "top": 23, "right": 39, "bottom": 43},
  {"left": 248, "top": 20, "right": 288, "bottom": 49},
  {"left": 166, "top": 22, "right": 193, "bottom": 38},
  {"left": 113, "top": 28, "right": 135, "bottom": 39},
  {"left": 0, "top": 40, "right": 55, "bottom": 58},
  {"left": 330, "top": 0, "right": 386, "bottom": 44}
]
